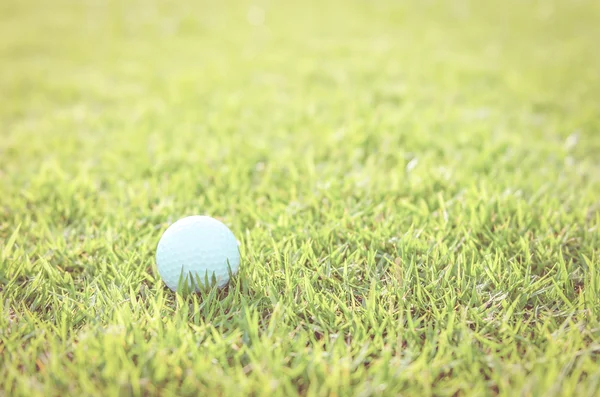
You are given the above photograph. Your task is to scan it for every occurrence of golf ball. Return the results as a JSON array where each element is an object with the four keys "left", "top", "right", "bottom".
[{"left": 156, "top": 215, "right": 240, "bottom": 291}]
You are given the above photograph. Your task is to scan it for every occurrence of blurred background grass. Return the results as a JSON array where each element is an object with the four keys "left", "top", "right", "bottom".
[{"left": 2, "top": 0, "right": 599, "bottom": 209}]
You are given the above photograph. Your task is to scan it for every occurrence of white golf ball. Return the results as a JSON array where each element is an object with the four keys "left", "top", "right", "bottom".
[{"left": 156, "top": 216, "right": 240, "bottom": 291}]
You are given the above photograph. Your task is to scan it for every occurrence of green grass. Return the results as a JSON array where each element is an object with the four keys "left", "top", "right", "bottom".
[{"left": 1, "top": 0, "right": 600, "bottom": 395}]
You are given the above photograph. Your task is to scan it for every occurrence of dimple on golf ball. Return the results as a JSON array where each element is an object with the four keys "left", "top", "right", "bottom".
[{"left": 156, "top": 215, "right": 240, "bottom": 291}]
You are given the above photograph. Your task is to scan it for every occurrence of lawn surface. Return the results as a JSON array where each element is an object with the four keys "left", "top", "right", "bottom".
[{"left": 1, "top": 0, "right": 600, "bottom": 396}]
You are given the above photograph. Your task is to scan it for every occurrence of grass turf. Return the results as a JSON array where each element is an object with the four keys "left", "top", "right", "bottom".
[{"left": 1, "top": 0, "right": 600, "bottom": 395}]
